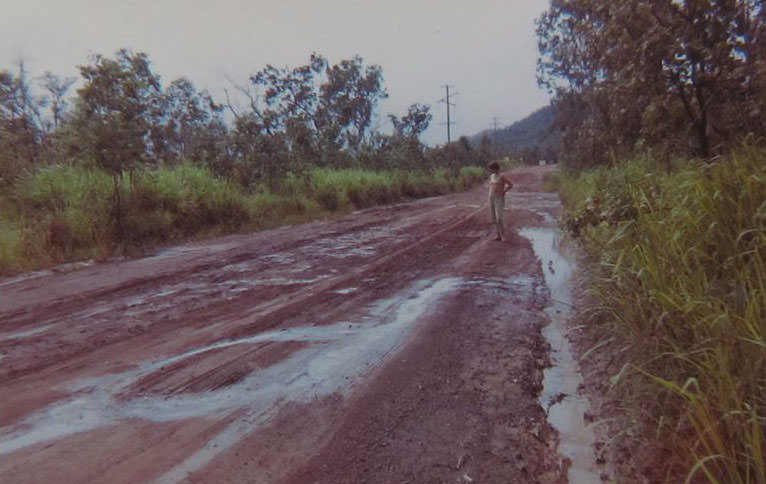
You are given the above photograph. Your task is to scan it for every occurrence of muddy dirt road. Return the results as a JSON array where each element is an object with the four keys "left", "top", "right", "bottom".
[{"left": 1, "top": 166, "right": 582, "bottom": 483}]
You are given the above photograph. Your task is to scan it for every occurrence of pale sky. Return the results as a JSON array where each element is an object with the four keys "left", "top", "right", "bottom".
[{"left": 1, "top": 0, "right": 551, "bottom": 146}]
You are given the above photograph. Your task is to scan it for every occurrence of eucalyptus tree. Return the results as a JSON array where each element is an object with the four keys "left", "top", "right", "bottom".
[
  {"left": 71, "top": 49, "right": 163, "bottom": 171},
  {"left": 0, "top": 61, "right": 44, "bottom": 184},
  {"left": 389, "top": 103, "right": 432, "bottom": 139},
  {"left": 70, "top": 49, "right": 163, "bottom": 236},
  {"left": 234, "top": 53, "right": 389, "bottom": 181},
  {"left": 232, "top": 54, "right": 325, "bottom": 182},
  {"left": 158, "top": 77, "right": 223, "bottom": 164},
  {"left": 537, "top": 0, "right": 765, "bottom": 164},
  {"left": 318, "top": 55, "right": 388, "bottom": 155},
  {"left": 251, "top": 54, "right": 325, "bottom": 158},
  {"left": 39, "top": 71, "right": 75, "bottom": 133},
  {"left": 380, "top": 103, "right": 433, "bottom": 169}
]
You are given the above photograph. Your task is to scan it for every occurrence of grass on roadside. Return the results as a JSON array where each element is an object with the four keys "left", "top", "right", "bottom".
[
  {"left": 0, "top": 162, "right": 486, "bottom": 275},
  {"left": 558, "top": 148, "right": 766, "bottom": 483}
]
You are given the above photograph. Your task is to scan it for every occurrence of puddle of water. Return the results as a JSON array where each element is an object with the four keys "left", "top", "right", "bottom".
[
  {"left": 154, "top": 287, "right": 181, "bottom": 298},
  {"left": 521, "top": 227, "right": 602, "bottom": 484},
  {"left": 258, "top": 253, "right": 294, "bottom": 264},
  {"left": 0, "top": 277, "right": 463, "bottom": 477},
  {"left": 0, "top": 261, "right": 95, "bottom": 288},
  {"left": 340, "top": 246, "right": 377, "bottom": 257},
  {"left": 146, "top": 246, "right": 203, "bottom": 261},
  {"left": 251, "top": 276, "right": 327, "bottom": 286},
  {"left": 512, "top": 193, "right": 560, "bottom": 225},
  {"left": 0, "top": 269, "right": 55, "bottom": 287},
  {"left": 302, "top": 226, "right": 392, "bottom": 259},
  {"left": 154, "top": 276, "right": 463, "bottom": 483},
  {"left": 0, "top": 324, "right": 56, "bottom": 342},
  {"left": 226, "top": 276, "right": 330, "bottom": 294},
  {"left": 464, "top": 274, "right": 535, "bottom": 290}
]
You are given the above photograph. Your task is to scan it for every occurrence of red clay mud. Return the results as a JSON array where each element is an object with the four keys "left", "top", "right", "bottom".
[{"left": 0, "top": 166, "right": 574, "bottom": 483}]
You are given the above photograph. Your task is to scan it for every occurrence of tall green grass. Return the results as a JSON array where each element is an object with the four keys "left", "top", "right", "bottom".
[
  {"left": 301, "top": 166, "right": 484, "bottom": 211},
  {"left": 0, "top": 220, "right": 23, "bottom": 272},
  {"left": 0, "top": 162, "right": 485, "bottom": 275},
  {"left": 559, "top": 149, "right": 766, "bottom": 482},
  {"left": 128, "top": 164, "right": 254, "bottom": 240},
  {"left": 11, "top": 165, "right": 114, "bottom": 266},
  {"left": 305, "top": 168, "right": 401, "bottom": 211}
]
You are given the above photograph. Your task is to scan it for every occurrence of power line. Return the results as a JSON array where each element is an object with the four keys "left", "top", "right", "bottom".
[{"left": 438, "top": 85, "right": 457, "bottom": 144}]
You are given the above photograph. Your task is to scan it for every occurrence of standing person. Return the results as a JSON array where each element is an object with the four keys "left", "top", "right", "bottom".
[{"left": 488, "top": 161, "right": 513, "bottom": 241}]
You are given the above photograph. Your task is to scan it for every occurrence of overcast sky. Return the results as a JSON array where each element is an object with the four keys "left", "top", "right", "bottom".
[{"left": 1, "top": 0, "right": 552, "bottom": 146}]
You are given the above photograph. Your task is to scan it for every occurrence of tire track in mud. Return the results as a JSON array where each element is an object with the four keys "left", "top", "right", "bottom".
[
  {"left": 0, "top": 167, "right": 570, "bottom": 484},
  {"left": 0, "top": 195, "right": 483, "bottom": 429},
  {"left": 1, "top": 218, "right": 497, "bottom": 483},
  {"left": 0, "top": 199, "right": 456, "bottom": 322},
  {"left": 0, "top": 199, "right": 479, "bottom": 384}
]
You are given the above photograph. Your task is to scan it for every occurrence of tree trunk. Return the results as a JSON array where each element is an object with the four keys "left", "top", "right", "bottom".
[{"left": 111, "top": 173, "right": 123, "bottom": 243}]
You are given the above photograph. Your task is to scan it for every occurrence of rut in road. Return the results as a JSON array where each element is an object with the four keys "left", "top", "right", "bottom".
[{"left": 0, "top": 197, "right": 478, "bottom": 382}]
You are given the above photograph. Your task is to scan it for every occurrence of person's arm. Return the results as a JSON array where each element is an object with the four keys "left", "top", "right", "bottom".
[{"left": 503, "top": 175, "right": 513, "bottom": 193}]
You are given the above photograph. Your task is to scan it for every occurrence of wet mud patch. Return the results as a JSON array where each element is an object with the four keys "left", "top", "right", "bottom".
[
  {"left": 0, "top": 165, "right": 577, "bottom": 484},
  {"left": 281, "top": 229, "right": 566, "bottom": 484},
  {"left": 511, "top": 207, "right": 547, "bottom": 227},
  {"left": 522, "top": 227, "right": 605, "bottom": 483},
  {"left": 512, "top": 192, "right": 561, "bottom": 227},
  {"left": 509, "top": 172, "right": 542, "bottom": 191},
  {"left": 0, "top": 416, "right": 232, "bottom": 484},
  {"left": 0, "top": 277, "right": 467, "bottom": 467},
  {"left": 121, "top": 341, "right": 308, "bottom": 398},
  {"left": 177, "top": 396, "right": 348, "bottom": 484}
]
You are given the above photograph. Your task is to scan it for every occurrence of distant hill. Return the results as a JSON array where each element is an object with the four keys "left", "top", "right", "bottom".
[{"left": 471, "top": 105, "right": 561, "bottom": 163}]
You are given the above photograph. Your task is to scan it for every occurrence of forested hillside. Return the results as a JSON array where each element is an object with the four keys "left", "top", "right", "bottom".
[{"left": 470, "top": 105, "right": 561, "bottom": 163}]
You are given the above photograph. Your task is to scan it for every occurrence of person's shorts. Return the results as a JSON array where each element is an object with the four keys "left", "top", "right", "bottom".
[{"left": 490, "top": 196, "right": 505, "bottom": 224}]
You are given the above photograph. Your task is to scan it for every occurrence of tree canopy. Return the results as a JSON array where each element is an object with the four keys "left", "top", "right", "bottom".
[
  {"left": 537, "top": 0, "right": 765, "bottom": 166},
  {"left": 0, "top": 49, "right": 462, "bottom": 191}
]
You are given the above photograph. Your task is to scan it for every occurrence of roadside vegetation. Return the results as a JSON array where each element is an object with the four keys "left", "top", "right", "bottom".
[
  {"left": 0, "top": 163, "right": 485, "bottom": 275},
  {"left": 0, "top": 51, "right": 489, "bottom": 275},
  {"left": 536, "top": 1, "right": 765, "bottom": 481},
  {"left": 554, "top": 149, "right": 766, "bottom": 482}
]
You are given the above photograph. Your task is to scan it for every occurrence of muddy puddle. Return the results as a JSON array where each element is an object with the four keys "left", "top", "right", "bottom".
[
  {"left": 0, "top": 278, "right": 463, "bottom": 468},
  {"left": 0, "top": 260, "right": 95, "bottom": 287},
  {"left": 0, "top": 324, "right": 57, "bottom": 342},
  {"left": 521, "top": 227, "right": 603, "bottom": 483},
  {"left": 512, "top": 192, "right": 560, "bottom": 225}
]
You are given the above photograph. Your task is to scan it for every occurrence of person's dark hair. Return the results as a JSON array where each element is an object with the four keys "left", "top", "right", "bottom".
[{"left": 488, "top": 161, "right": 500, "bottom": 172}]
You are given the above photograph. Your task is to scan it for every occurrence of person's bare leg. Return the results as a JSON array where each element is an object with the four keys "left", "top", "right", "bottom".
[{"left": 496, "top": 197, "right": 505, "bottom": 241}]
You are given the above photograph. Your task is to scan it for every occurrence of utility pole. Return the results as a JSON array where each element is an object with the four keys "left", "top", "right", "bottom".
[
  {"left": 492, "top": 117, "right": 500, "bottom": 156},
  {"left": 438, "top": 85, "right": 457, "bottom": 144}
]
